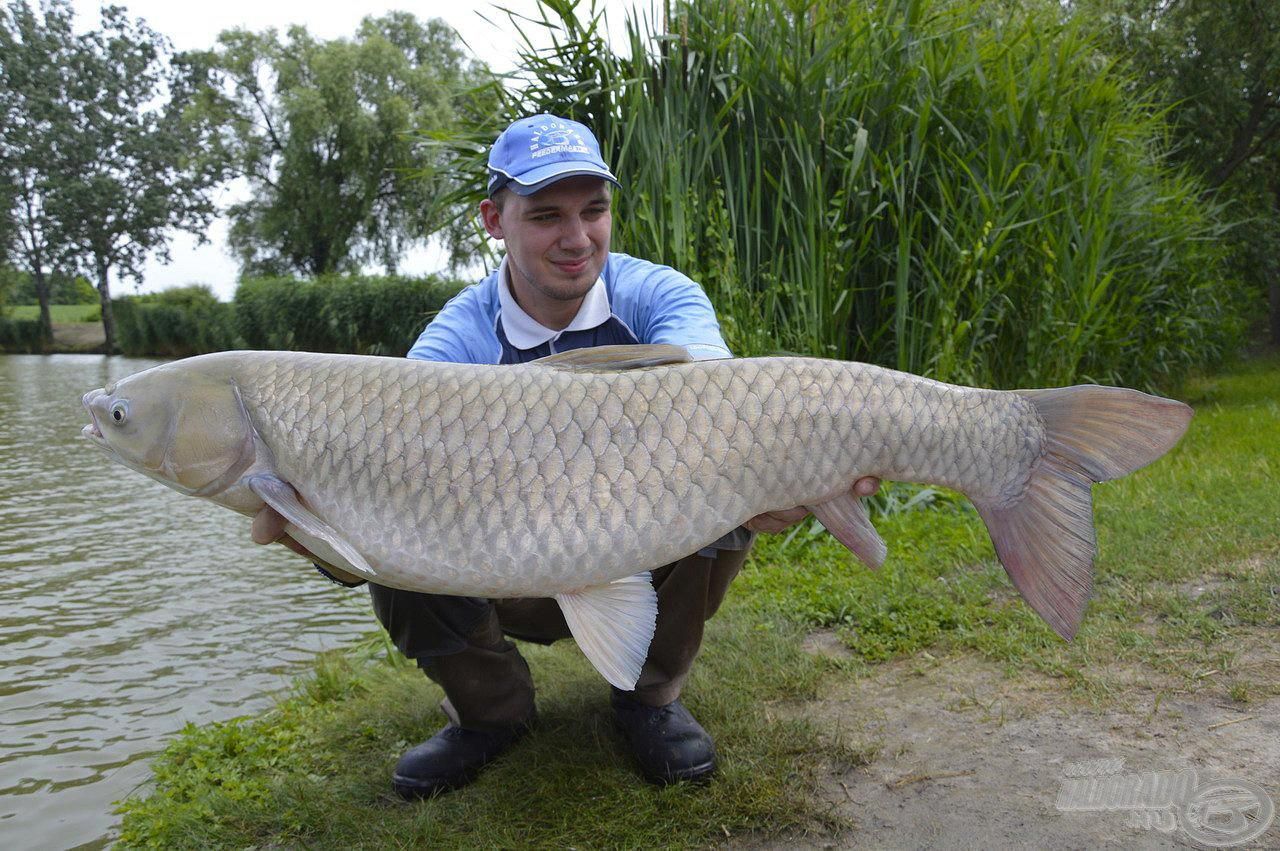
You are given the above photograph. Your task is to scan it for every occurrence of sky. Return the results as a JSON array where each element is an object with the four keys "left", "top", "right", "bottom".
[{"left": 65, "top": 0, "right": 657, "bottom": 300}]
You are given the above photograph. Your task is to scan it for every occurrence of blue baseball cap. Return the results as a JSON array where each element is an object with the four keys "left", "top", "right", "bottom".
[{"left": 487, "top": 114, "right": 620, "bottom": 197}]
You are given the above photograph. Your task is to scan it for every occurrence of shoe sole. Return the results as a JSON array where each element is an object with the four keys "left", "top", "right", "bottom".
[{"left": 391, "top": 771, "right": 475, "bottom": 801}]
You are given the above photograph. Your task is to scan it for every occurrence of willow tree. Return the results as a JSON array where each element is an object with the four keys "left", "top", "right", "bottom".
[{"left": 189, "top": 13, "right": 485, "bottom": 278}]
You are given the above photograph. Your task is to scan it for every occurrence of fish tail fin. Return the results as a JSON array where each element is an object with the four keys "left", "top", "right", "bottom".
[{"left": 972, "top": 386, "right": 1192, "bottom": 640}]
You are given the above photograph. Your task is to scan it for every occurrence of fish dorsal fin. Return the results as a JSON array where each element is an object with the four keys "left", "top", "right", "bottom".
[
  {"left": 533, "top": 344, "right": 692, "bottom": 372},
  {"left": 247, "top": 473, "right": 378, "bottom": 579},
  {"left": 554, "top": 573, "right": 658, "bottom": 690},
  {"left": 808, "top": 493, "right": 887, "bottom": 570}
]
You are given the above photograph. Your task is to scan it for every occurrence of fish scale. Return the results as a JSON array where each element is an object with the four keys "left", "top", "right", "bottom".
[
  {"left": 218, "top": 352, "right": 1036, "bottom": 598},
  {"left": 82, "top": 346, "right": 1192, "bottom": 689}
]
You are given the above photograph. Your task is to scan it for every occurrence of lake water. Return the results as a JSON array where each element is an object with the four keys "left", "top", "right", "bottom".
[{"left": 0, "top": 355, "right": 374, "bottom": 849}]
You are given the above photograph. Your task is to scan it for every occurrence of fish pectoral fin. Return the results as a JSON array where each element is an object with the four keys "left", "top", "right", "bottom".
[
  {"left": 533, "top": 344, "right": 692, "bottom": 372},
  {"left": 554, "top": 574, "right": 658, "bottom": 690},
  {"left": 807, "top": 493, "right": 886, "bottom": 570},
  {"left": 246, "top": 474, "right": 378, "bottom": 579}
]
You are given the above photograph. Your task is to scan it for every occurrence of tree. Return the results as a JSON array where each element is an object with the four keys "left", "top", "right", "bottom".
[
  {"left": 48, "top": 5, "right": 224, "bottom": 355},
  {"left": 188, "top": 12, "right": 484, "bottom": 277},
  {"left": 1073, "top": 0, "right": 1280, "bottom": 343},
  {"left": 0, "top": 0, "right": 78, "bottom": 345}
]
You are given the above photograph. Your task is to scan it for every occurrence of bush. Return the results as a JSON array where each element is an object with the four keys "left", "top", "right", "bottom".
[
  {"left": 0, "top": 314, "right": 47, "bottom": 352},
  {"left": 234, "top": 275, "right": 463, "bottom": 356},
  {"left": 113, "top": 286, "right": 241, "bottom": 357},
  {"left": 5, "top": 269, "right": 99, "bottom": 305}
]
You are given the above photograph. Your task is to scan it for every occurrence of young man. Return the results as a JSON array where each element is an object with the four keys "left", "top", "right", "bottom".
[{"left": 253, "top": 114, "right": 878, "bottom": 798}]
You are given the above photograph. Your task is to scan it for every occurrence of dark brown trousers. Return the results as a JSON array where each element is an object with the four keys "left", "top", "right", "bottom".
[{"left": 367, "top": 544, "right": 752, "bottom": 730}]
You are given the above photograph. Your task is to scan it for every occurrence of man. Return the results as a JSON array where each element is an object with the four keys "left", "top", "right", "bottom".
[{"left": 252, "top": 114, "right": 879, "bottom": 798}]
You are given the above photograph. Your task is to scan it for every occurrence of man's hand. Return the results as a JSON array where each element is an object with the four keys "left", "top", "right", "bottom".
[
  {"left": 251, "top": 501, "right": 367, "bottom": 587},
  {"left": 744, "top": 476, "right": 881, "bottom": 533}
]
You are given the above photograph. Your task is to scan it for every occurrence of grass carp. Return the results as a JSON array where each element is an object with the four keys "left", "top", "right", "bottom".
[{"left": 81, "top": 345, "right": 1192, "bottom": 689}]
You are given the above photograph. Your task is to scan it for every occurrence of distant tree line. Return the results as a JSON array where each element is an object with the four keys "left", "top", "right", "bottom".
[{"left": 0, "top": 0, "right": 485, "bottom": 354}]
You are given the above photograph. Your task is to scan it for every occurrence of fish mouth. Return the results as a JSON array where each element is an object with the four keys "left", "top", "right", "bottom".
[{"left": 81, "top": 389, "right": 107, "bottom": 446}]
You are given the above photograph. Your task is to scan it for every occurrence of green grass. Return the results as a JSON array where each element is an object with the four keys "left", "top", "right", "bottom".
[
  {"left": 743, "top": 353, "right": 1280, "bottom": 695},
  {"left": 6, "top": 303, "right": 100, "bottom": 323},
  {"left": 116, "top": 615, "right": 845, "bottom": 848},
  {"left": 115, "top": 353, "right": 1280, "bottom": 847}
]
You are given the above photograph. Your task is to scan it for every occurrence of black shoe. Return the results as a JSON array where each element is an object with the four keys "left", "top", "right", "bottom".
[
  {"left": 392, "top": 718, "right": 532, "bottom": 800},
  {"left": 610, "top": 689, "right": 717, "bottom": 785}
]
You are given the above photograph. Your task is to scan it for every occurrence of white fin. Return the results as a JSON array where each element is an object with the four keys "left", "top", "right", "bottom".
[
  {"left": 555, "top": 573, "right": 658, "bottom": 690},
  {"left": 808, "top": 493, "right": 886, "bottom": 569},
  {"left": 533, "top": 344, "right": 692, "bottom": 372},
  {"left": 246, "top": 473, "right": 378, "bottom": 579},
  {"left": 973, "top": 385, "right": 1192, "bottom": 640}
]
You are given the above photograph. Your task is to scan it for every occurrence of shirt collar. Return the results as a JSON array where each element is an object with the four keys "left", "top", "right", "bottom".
[{"left": 496, "top": 256, "right": 612, "bottom": 350}]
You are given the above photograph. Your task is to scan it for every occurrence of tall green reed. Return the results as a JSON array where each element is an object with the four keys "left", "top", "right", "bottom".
[{"left": 427, "top": 0, "right": 1243, "bottom": 390}]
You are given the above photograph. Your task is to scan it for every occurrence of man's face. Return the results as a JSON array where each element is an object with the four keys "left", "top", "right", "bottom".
[{"left": 480, "top": 175, "right": 612, "bottom": 311}]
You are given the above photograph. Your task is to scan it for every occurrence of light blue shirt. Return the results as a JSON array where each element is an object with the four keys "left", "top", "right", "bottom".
[{"left": 407, "top": 252, "right": 733, "bottom": 365}]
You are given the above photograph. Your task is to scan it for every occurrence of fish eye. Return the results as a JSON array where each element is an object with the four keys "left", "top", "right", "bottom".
[{"left": 110, "top": 401, "right": 128, "bottom": 424}]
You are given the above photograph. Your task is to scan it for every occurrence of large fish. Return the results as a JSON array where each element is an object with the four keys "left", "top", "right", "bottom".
[{"left": 81, "top": 345, "right": 1191, "bottom": 688}]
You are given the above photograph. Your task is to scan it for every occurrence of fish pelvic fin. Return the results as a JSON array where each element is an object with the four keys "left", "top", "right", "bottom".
[
  {"left": 807, "top": 493, "right": 886, "bottom": 570},
  {"left": 974, "top": 386, "right": 1192, "bottom": 640},
  {"left": 555, "top": 573, "right": 658, "bottom": 690}
]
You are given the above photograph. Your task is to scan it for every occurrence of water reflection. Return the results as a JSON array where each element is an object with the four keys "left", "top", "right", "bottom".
[{"left": 0, "top": 355, "right": 373, "bottom": 850}]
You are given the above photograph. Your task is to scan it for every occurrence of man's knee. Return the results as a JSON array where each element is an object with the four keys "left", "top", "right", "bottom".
[{"left": 367, "top": 583, "right": 493, "bottom": 661}]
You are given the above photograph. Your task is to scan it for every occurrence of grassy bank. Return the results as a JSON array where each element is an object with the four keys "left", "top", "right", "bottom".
[
  {"left": 6, "top": 304, "right": 100, "bottom": 323},
  {"left": 115, "top": 354, "right": 1279, "bottom": 848}
]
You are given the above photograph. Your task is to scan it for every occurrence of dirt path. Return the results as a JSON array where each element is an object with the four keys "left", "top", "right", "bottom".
[{"left": 765, "top": 635, "right": 1280, "bottom": 849}]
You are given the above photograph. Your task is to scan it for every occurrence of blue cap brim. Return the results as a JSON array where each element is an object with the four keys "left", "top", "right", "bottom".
[{"left": 494, "top": 162, "right": 620, "bottom": 197}]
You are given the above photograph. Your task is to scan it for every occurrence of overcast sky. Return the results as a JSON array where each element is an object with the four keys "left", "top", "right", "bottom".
[{"left": 66, "top": 0, "right": 655, "bottom": 299}]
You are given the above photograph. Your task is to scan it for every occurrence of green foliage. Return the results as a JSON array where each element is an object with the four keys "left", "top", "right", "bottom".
[
  {"left": 1, "top": 1, "right": 224, "bottom": 354},
  {"left": 0, "top": 263, "right": 17, "bottom": 309},
  {"left": 188, "top": 13, "right": 492, "bottom": 277},
  {"left": 429, "top": 0, "right": 1244, "bottom": 390},
  {"left": 4, "top": 266, "right": 98, "bottom": 304},
  {"left": 114, "top": 614, "right": 837, "bottom": 848},
  {"left": 0, "top": 313, "right": 45, "bottom": 352},
  {"left": 233, "top": 275, "right": 463, "bottom": 356},
  {"left": 1070, "top": 0, "right": 1280, "bottom": 342},
  {"left": 0, "top": 0, "right": 79, "bottom": 342},
  {"left": 113, "top": 286, "right": 240, "bottom": 357}
]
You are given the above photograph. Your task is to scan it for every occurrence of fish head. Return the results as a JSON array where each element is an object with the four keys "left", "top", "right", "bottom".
[{"left": 81, "top": 364, "right": 255, "bottom": 496}]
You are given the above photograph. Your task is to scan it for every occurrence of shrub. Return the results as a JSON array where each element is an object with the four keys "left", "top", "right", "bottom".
[
  {"left": 234, "top": 275, "right": 463, "bottom": 356},
  {"left": 113, "top": 286, "right": 241, "bottom": 357},
  {"left": 0, "top": 314, "right": 46, "bottom": 352}
]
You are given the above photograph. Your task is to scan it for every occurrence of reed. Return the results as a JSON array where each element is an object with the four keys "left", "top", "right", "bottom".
[{"left": 431, "top": 0, "right": 1244, "bottom": 389}]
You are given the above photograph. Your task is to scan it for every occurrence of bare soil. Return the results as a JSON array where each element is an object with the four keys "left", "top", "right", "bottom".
[
  {"left": 52, "top": 321, "right": 106, "bottom": 353},
  {"left": 758, "top": 633, "right": 1280, "bottom": 849}
]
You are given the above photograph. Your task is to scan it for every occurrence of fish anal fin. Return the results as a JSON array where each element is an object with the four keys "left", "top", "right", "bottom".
[
  {"left": 555, "top": 574, "right": 658, "bottom": 690},
  {"left": 246, "top": 473, "right": 378, "bottom": 579},
  {"left": 808, "top": 493, "right": 886, "bottom": 570},
  {"left": 534, "top": 344, "right": 692, "bottom": 372}
]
